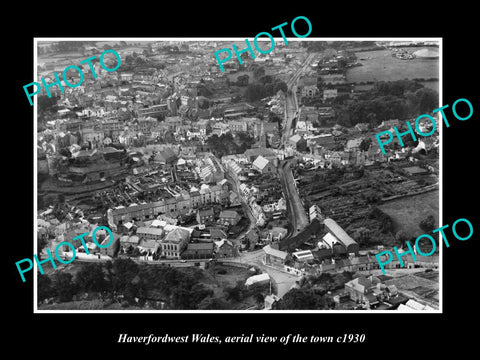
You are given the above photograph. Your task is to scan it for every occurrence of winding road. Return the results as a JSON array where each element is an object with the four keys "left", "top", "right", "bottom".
[{"left": 221, "top": 52, "right": 319, "bottom": 299}]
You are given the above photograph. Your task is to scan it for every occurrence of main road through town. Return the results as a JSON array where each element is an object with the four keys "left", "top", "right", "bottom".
[
  {"left": 281, "top": 52, "right": 317, "bottom": 146},
  {"left": 220, "top": 52, "right": 320, "bottom": 299},
  {"left": 278, "top": 52, "right": 317, "bottom": 238},
  {"left": 278, "top": 159, "right": 309, "bottom": 238}
]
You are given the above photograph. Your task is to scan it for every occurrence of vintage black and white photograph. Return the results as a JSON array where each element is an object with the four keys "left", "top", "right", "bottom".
[{"left": 33, "top": 38, "right": 442, "bottom": 312}]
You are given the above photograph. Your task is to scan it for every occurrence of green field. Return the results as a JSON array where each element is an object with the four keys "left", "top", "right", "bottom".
[{"left": 379, "top": 189, "right": 439, "bottom": 238}]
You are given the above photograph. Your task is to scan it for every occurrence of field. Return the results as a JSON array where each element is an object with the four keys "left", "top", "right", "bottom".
[
  {"left": 379, "top": 189, "right": 439, "bottom": 238},
  {"left": 346, "top": 47, "right": 439, "bottom": 92}
]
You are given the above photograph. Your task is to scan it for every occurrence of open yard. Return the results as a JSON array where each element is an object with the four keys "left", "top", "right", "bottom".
[{"left": 194, "top": 263, "right": 254, "bottom": 297}]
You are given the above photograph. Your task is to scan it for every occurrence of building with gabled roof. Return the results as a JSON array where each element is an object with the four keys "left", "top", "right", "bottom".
[
  {"left": 289, "top": 134, "right": 307, "bottom": 152},
  {"left": 218, "top": 210, "right": 242, "bottom": 226},
  {"left": 252, "top": 155, "right": 276, "bottom": 174},
  {"left": 181, "top": 242, "right": 214, "bottom": 260},
  {"left": 245, "top": 273, "right": 270, "bottom": 287},
  {"left": 136, "top": 226, "right": 164, "bottom": 241},
  {"left": 161, "top": 227, "right": 190, "bottom": 259},
  {"left": 323, "top": 218, "right": 359, "bottom": 255},
  {"left": 263, "top": 244, "right": 291, "bottom": 267},
  {"left": 214, "top": 239, "right": 235, "bottom": 258},
  {"left": 345, "top": 275, "right": 373, "bottom": 303}
]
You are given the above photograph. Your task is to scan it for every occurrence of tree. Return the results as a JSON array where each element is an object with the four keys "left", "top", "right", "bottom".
[
  {"left": 51, "top": 272, "right": 77, "bottom": 302},
  {"left": 380, "top": 215, "right": 394, "bottom": 233},
  {"left": 175, "top": 283, "right": 213, "bottom": 309},
  {"left": 244, "top": 84, "right": 266, "bottom": 102},
  {"left": 419, "top": 214, "right": 436, "bottom": 232},
  {"left": 110, "top": 258, "right": 139, "bottom": 294},
  {"left": 75, "top": 263, "right": 108, "bottom": 293},
  {"left": 125, "top": 54, "right": 135, "bottom": 64},
  {"left": 134, "top": 57, "right": 148, "bottom": 66},
  {"left": 273, "top": 81, "right": 288, "bottom": 94},
  {"left": 276, "top": 288, "right": 333, "bottom": 310},
  {"left": 253, "top": 66, "right": 265, "bottom": 79},
  {"left": 416, "top": 87, "right": 439, "bottom": 114},
  {"left": 395, "top": 230, "right": 409, "bottom": 247},
  {"left": 225, "top": 281, "right": 245, "bottom": 302},
  {"left": 236, "top": 74, "right": 249, "bottom": 86},
  {"left": 37, "top": 274, "right": 54, "bottom": 302},
  {"left": 359, "top": 138, "right": 372, "bottom": 151},
  {"left": 369, "top": 207, "right": 394, "bottom": 233},
  {"left": 264, "top": 83, "right": 274, "bottom": 96},
  {"left": 38, "top": 94, "right": 59, "bottom": 112},
  {"left": 198, "top": 297, "right": 230, "bottom": 310},
  {"left": 259, "top": 75, "right": 273, "bottom": 84},
  {"left": 37, "top": 234, "right": 48, "bottom": 255},
  {"left": 171, "top": 287, "right": 194, "bottom": 309}
]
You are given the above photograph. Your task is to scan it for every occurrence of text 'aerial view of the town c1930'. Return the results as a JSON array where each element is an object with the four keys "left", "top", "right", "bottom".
[{"left": 34, "top": 38, "right": 441, "bottom": 312}]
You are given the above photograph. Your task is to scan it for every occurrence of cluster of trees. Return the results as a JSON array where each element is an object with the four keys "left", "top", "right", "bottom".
[
  {"left": 372, "top": 80, "right": 424, "bottom": 97},
  {"left": 224, "top": 280, "right": 269, "bottom": 304},
  {"left": 306, "top": 272, "right": 354, "bottom": 292},
  {"left": 419, "top": 214, "right": 436, "bottom": 233},
  {"left": 244, "top": 79, "right": 288, "bottom": 102},
  {"left": 37, "top": 259, "right": 273, "bottom": 310},
  {"left": 233, "top": 65, "right": 287, "bottom": 102},
  {"left": 197, "top": 83, "right": 213, "bottom": 97},
  {"left": 275, "top": 288, "right": 334, "bottom": 310},
  {"left": 124, "top": 52, "right": 151, "bottom": 67},
  {"left": 206, "top": 132, "right": 255, "bottom": 158},
  {"left": 274, "top": 272, "right": 355, "bottom": 310},
  {"left": 342, "top": 81, "right": 439, "bottom": 126},
  {"left": 301, "top": 42, "right": 328, "bottom": 52},
  {"left": 38, "top": 94, "right": 61, "bottom": 123},
  {"left": 37, "top": 259, "right": 218, "bottom": 309}
]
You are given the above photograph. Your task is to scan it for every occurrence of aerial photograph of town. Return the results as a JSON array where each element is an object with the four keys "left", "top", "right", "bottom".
[{"left": 34, "top": 38, "right": 440, "bottom": 311}]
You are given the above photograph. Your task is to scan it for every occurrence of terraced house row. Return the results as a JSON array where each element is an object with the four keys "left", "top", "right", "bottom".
[{"left": 107, "top": 181, "right": 230, "bottom": 226}]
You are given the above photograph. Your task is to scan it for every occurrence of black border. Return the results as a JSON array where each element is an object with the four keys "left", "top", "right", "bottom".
[{"left": 8, "top": 4, "right": 478, "bottom": 353}]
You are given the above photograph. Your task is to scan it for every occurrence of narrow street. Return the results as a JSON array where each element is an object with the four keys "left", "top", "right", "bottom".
[{"left": 224, "top": 172, "right": 257, "bottom": 248}]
